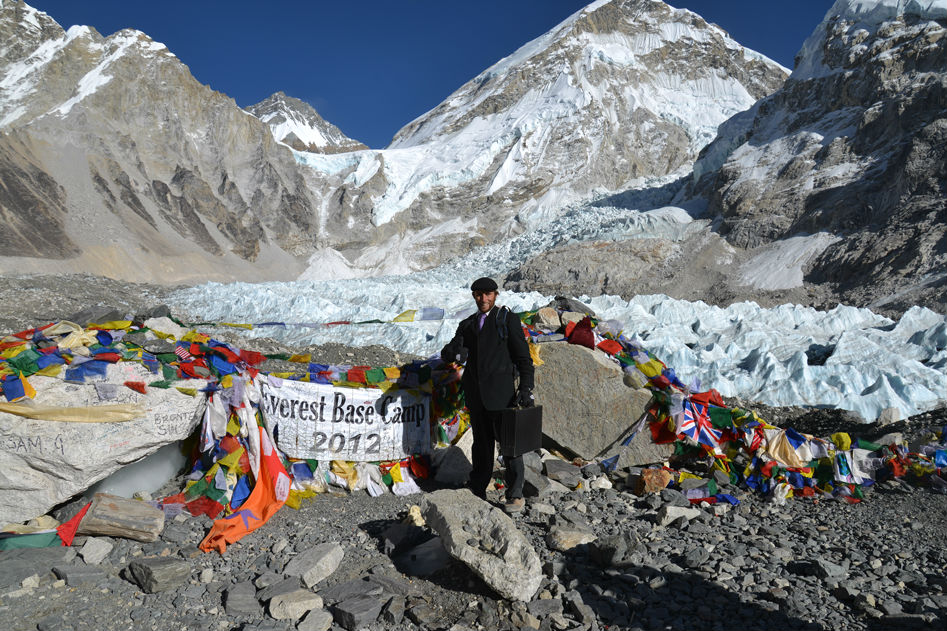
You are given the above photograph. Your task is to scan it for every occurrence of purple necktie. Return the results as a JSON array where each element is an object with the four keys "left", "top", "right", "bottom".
[{"left": 478, "top": 312, "right": 487, "bottom": 330}]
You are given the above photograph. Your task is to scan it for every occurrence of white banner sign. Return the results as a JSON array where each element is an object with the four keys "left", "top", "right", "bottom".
[{"left": 261, "top": 378, "right": 431, "bottom": 461}]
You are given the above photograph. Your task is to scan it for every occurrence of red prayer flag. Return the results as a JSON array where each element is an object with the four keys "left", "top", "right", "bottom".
[
  {"left": 123, "top": 381, "right": 147, "bottom": 394},
  {"left": 596, "top": 339, "right": 623, "bottom": 355},
  {"left": 56, "top": 502, "right": 91, "bottom": 546}
]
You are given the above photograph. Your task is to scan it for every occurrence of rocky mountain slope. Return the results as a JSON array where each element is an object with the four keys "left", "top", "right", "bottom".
[
  {"left": 295, "top": 0, "right": 788, "bottom": 276},
  {"left": 508, "top": 0, "right": 947, "bottom": 315},
  {"left": 246, "top": 92, "right": 367, "bottom": 154},
  {"left": 0, "top": 0, "right": 320, "bottom": 283},
  {"left": 0, "top": 0, "right": 788, "bottom": 283},
  {"left": 687, "top": 0, "right": 947, "bottom": 312}
]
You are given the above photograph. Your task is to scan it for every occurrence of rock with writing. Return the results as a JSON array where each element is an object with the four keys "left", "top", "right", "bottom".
[{"left": 0, "top": 363, "right": 201, "bottom": 524}]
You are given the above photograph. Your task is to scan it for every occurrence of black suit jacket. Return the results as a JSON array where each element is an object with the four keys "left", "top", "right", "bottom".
[{"left": 443, "top": 306, "right": 535, "bottom": 411}]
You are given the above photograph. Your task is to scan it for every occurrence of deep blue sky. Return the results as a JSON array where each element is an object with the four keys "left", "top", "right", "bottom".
[{"left": 28, "top": 1, "right": 831, "bottom": 148}]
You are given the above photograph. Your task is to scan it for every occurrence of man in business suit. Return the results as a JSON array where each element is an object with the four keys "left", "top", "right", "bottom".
[{"left": 441, "top": 277, "right": 535, "bottom": 512}]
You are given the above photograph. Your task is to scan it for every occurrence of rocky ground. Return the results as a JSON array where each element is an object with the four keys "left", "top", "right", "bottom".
[{"left": 1, "top": 274, "right": 945, "bottom": 631}]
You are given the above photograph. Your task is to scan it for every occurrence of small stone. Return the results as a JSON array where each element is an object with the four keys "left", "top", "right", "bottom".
[
  {"left": 406, "top": 603, "right": 439, "bottom": 626},
  {"left": 528, "top": 597, "right": 564, "bottom": 618},
  {"left": 684, "top": 547, "right": 711, "bottom": 569},
  {"left": 380, "top": 594, "right": 406, "bottom": 625},
  {"left": 126, "top": 557, "right": 189, "bottom": 593},
  {"left": 283, "top": 542, "right": 344, "bottom": 588},
  {"left": 655, "top": 505, "right": 700, "bottom": 527},
  {"left": 79, "top": 537, "right": 113, "bottom": 565},
  {"left": 271, "top": 537, "right": 288, "bottom": 554},
  {"left": 635, "top": 468, "right": 672, "bottom": 494},
  {"left": 224, "top": 581, "right": 260, "bottom": 615},
  {"left": 199, "top": 568, "right": 214, "bottom": 583},
  {"left": 333, "top": 594, "right": 384, "bottom": 631},
  {"left": 52, "top": 564, "right": 106, "bottom": 587},
  {"left": 268, "top": 589, "right": 323, "bottom": 621},
  {"left": 546, "top": 526, "right": 596, "bottom": 551},
  {"left": 257, "top": 577, "right": 303, "bottom": 602},
  {"left": 297, "top": 608, "right": 333, "bottom": 631},
  {"left": 19, "top": 571, "right": 43, "bottom": 590}
]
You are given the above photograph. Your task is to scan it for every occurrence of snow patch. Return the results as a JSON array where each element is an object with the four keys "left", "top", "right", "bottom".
[{"left": 739, "top": 233, "right": 841, "bottom": 290}]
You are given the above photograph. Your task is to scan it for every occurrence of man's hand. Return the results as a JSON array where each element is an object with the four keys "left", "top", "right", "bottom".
[
  {"left": 440, "top": 343, "right": 468, "bottom": 364},
  {"left": 515, "top": 387, "right": 535, "bottom": 408}
]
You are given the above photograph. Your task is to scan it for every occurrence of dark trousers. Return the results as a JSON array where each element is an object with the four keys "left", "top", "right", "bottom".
[{"left": 467, "top": 395, "right": 525, "bottom": 500}]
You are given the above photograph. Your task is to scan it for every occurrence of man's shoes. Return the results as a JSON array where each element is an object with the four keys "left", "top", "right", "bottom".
[{"left": 503, "top": 497, "right": 525, "bottom": 513}]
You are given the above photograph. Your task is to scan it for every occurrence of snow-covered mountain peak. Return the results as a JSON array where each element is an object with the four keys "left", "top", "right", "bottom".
[
  {"left": 793, "top": 0, "right": 947, "bottom": 79},
  {"left": 246, "top": 91, "right": 367, "bottom": 154},
  {"left": 288, "top": 0, "right": 789, "bottom": 274}
]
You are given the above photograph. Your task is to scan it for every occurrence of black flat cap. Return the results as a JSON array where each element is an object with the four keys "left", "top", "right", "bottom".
[{"left": 470, "top": 277, "right": 498, "bottom": 292}]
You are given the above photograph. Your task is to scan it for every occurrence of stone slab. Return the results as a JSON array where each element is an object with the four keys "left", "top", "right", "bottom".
[{"left": 77, "top": 492, "right": 165, "bottom": 542}]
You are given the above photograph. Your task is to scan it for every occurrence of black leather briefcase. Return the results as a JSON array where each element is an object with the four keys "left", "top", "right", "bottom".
[{"left": 497, "top": 405, "right": 543, "bottom": 457}]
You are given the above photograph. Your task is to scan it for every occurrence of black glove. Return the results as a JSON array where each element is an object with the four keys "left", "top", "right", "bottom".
[
  {"left": 440, "top": 343, "right": 468, "bottom": 364},
  {"left": 515, "top": 387, "right": 535, "bottom": 408}
]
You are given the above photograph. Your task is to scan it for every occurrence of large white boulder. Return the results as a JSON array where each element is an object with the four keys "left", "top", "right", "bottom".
[{"left": 0, "top": 362, "right": 202, "bottom": 524}]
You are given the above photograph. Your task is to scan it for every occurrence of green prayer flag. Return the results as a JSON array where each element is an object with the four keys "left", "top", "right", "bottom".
[
  {"left": 0, "top": 531, "right": 61, "bottom": 551},
  {"left": 709, "top": 406, "right": 733, "bottom": 429},
  {"left": 365, "top": 368, "right": 386, "bottom": 384}
]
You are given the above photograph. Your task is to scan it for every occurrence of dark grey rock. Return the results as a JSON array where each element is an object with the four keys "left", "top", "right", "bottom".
[
  {"left": 0, "top": 547, "right": 74, "bottom": 589},
  {"left": 380, "top": 594, "right": 406, "bottom": 625},
  {"left": 406, "top": 602, "right": 439, "bottom": 626},
  {"left": 332, "top": 594, "right": 384, "bottom": 631},
  {"left": 684, "top": 547, "right": 711, "bottom": 569},
  {"left": 52, "top": 564, "right": 107, "bottom": 587},
  {"left": 126, "top": 557, "right": 190, "bottom": 593},
  {"left": 225, "top": 581, "right": 260, "bottom": 616},
  {"left": 658, "top": 489, "right": 690, "bottom": 507},
  {"left": 257, "top": 576, "right": 302, "bottom": 602},
  {"left": 528, "top": 597, "right": 564, "bottom": 618},
  {"left": 320, "top": 578, "right": 385, "bottom": 605}
]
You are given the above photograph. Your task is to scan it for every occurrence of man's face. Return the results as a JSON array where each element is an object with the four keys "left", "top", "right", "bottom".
[{"left": 473, "top": 290, "right": 497, "bottom": 314}]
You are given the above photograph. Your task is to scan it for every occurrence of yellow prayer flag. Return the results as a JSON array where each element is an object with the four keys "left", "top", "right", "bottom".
[
  {"left": 222, "top": 322, "right": 253, "bottom": 330},
  {"left": 0, "top": 345, "right": 27, "bottom": 359},
  {"left": 383, "top": 367, "right": 401, "bottom": 380},
  {"left": 226, "top": 415, "right": 241, "bottom": 436},
  {"left": 175, "top": 387, "right": 198, "bottom": 397},
  {"left": 95, "top": 320, "right": 133, "bottom": 330},
  {"left": 20, "top": 376, "right": 36, "bottom": 399},
  {"left": 217, "top": 446, "right": 245, "bottom": 471},
  {"left": 288, "top": 354, "right": 311, "bottom": 363},
  {"left": 528, "top": 342, "right": 544, "bottom": 366},
  {"left": 220, "top": 374, "right": 234, "bottom": 389},
  {"left": 830, "top": 432, "right": 852, "bottom": 451},
  {"left": 389, "top": 462, "right": 404, "bottom": 484},
  {"left": 393, "top": 310, "right": 417, "bottom": 322},
  {"left": 637, "top": 359, "right": 664, "bottom": 378},
  {"left": 36, "top": 364, "right": 63, "bottom": 377}
]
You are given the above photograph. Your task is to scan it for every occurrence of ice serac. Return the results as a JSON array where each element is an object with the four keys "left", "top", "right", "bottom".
[
  {"left": 0, "top": 1, "right": 319, "bottom": 284},
  {"left": 687, "top": 0, "right": 947, "bottom": 313},
  {"left": 295, "top": 0, "right": 788, "bottom": 276},
  {"left": 246, "top": 92, "right": 368, "bottom": 154}
]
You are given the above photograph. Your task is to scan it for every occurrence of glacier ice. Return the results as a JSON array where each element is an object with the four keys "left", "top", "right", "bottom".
[{"left": 168, "top": 272, "right": 946, "bottom": 424}]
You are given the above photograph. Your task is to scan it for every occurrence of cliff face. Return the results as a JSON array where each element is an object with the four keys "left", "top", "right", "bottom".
[
  {"left": 689, "top": 1, "right": 946, "bottom": 310},
  {"left": 0, "top": 1, "right": 321, "bottom": 282}
]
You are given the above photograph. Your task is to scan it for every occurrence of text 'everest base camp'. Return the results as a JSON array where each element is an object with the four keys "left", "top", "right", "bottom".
[{"left": 0, "top": 0, "right": 945, "bottom": 630}]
